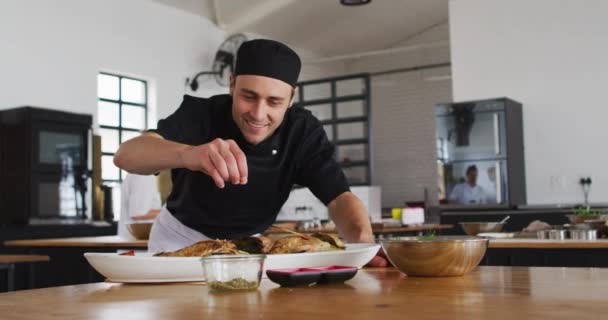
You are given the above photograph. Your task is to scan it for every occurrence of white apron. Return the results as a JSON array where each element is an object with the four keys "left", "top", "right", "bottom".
[{"left": 148, "top": 207, "right": 211, "bottom": 253}]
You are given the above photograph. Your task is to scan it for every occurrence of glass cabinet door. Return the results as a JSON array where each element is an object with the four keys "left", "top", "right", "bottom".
[
  {"left": 39, "top": 131, "right": 84, "bottom": 165},
  {"left": 435, "top": 100, "right": 507, "bottom": 162},
  {"left": 437, "top": 159, "right": 508, "bottom": 205},
  {"left": 436, "top": 99, "right": 509, "bottom": 205}
]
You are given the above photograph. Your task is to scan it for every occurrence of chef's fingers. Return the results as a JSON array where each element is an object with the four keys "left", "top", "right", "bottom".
[
  {"left": 202, "top": 148, "right": 225, "bottom": 188},
  {"left": 208, "top": 145, "right": 230, "bottom": 183},
  {"left": 219, "top": 144, "right": 240, "bottom": 184},
  {"left": 367, "top": 247, "right": 389, "bottom": 267},
  {"left": 208, "top": 167, "right": 225, "bottom": 189},
  {"left": 366, "top": 255, "right": 389, "bottom": 268},
  {"left": 227, "top": 139, "right": 248, "bottom": 184}
]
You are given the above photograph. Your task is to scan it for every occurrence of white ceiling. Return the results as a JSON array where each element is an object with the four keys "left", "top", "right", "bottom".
[{"left": 152, "top": 0, "right": 449, "bottom": 58}]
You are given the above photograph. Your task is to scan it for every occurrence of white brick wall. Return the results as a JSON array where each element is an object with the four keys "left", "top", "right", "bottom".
[{"left": 369, "top": 65, "right": 451, "bottom": 207}]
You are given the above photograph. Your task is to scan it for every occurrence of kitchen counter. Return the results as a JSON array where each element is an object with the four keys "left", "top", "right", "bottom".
[
  {"left": 6, "top": 234, "right": 608, "bottom": 250},
  {"left": 439, "top": 208, "right": 596, "bottom": 234},
  {"left": 0, "top": 222, "right": 117, "bottom": 247},
  {"left": 0, "top": 255, "right": 50, "bottom": 292},
  {"left": 2, "top": 236, "right": 147, "bottom": 289},
  {"left": 488, "top": 238, "right": 608, "bottom": 249},
  {"left": 4, "top": 236, "right": 147, "bottom": 249},
  {"left": 484, "top": 238, "right": 608, "bottom": 268},
  {"left": 4, "top": 225, "right": 454, "bottom": 249},
  {"left": 0, "top": 254, "right": 50, "bottom": 263},
  {"left": 1, "top": 266, "right": 606, "bottom": 319}
]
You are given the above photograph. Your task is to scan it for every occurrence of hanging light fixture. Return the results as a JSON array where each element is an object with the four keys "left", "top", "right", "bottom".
[{"left": 340, "top": 0, "right": 371, "bottom": 6}]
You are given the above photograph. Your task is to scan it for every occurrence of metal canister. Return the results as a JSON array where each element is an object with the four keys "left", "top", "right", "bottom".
[
  {"left": 570, "top": 229, "right": 597, "bottom": 240},
  {"left": 548, "top": 229, "right": 567, "bottom": 240}
]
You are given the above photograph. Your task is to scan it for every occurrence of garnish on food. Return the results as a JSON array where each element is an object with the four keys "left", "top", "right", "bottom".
[{"left": 209, "top": 278, "right": 259, "bottom": 291}]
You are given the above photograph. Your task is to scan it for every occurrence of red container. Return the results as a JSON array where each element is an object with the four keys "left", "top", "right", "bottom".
[{"left": 266, "top": 266, "right": 358, "bottom": 287}]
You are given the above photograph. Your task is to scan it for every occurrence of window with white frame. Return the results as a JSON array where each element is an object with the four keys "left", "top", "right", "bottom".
[{"left": 97, "top": 72, "right": 148, "bottom": 182}]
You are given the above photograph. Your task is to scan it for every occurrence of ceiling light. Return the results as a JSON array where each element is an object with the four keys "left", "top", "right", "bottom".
[{"left": 340, "top": 0, "right": 371, "bottom": 6}]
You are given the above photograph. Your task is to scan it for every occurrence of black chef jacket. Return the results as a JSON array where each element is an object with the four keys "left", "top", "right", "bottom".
[{"left": 148, "top": 94, "right": 349, "bottom": 239}]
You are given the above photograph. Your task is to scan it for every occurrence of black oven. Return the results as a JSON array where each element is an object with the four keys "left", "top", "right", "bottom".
[{"left": 0, "top": 107, "right": 92, "bottom": 225}]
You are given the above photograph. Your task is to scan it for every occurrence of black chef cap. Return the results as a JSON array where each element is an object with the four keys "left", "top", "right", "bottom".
[{"left": 234, "top": 39, "right": 301, "bottom": 87}]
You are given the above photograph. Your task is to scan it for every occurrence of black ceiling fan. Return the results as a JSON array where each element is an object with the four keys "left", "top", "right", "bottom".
[{"left": 187, "top": 33, "right": 248, "bottom": 90}]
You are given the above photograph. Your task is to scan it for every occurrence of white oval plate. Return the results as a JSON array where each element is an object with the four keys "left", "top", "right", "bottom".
[{"left": 84, "top": 243, "right": 380, "bottom": 283}]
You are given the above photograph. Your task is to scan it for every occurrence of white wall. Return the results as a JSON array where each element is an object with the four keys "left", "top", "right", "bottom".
[
  {"left": 0, "top": 0, "right": 225, "bottom": 219},
  {"left": 450, "top": 0, "right": 608, "bottom": 205},
  {"left": 0, "top": 0, "right": 225, "bottom": 126}
]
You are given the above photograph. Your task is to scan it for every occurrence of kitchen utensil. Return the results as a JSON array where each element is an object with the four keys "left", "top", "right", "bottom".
[
  {"left": 202, "top": 255, "right": 266, "bottom": 291},
  {"left": 570, "top": 229, "right": 597, "bottom": 240},
  {"left": 499, "top": 216, "right": 511, "bottom": 224},
  {"left": 266, "top": 266, "right": 358, "bottom": 287},
  {"left": 380, "top": 236, "right": 488, "bottom": 277},
  {"left": 459, "top": 222, "right": 505, "bottom": 235},
  {"left": 565, "top": 214, "right": 606, "bottom": 225},
  {"left": 542, "top": 229, "right": 567, "bottom": 240},
  {"left": 536, "top": 230, "right": 548, "bottom": 239}
]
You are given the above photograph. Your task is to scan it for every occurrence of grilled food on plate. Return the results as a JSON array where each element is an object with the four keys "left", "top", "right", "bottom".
[
  {"left": 153, "top": 232, "right": 345, "bottom": 257},
  {"left": 310, "top": 233, "right": 346, "bottom": 249},
  {"left": 232, "top": 236, "right": 274, "bottom": 254},
  {"left": 269, "top": 235, "right": 332, "bottom": 254},
  {"left": 154, "top": 240, "right": 241, "bottom": 257}
]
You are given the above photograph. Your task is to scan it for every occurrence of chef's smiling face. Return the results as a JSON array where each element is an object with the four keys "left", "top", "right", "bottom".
[{"left": 230, "top": 74, "right": 296, "bottom": 145}]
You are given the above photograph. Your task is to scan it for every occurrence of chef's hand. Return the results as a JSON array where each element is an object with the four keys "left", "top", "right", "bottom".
[
  {"left": 366, "top": 247, "right": 389, "bottom": 268},
  {"left": 181, "top": 138, "right": 248, "bottom": 188}
]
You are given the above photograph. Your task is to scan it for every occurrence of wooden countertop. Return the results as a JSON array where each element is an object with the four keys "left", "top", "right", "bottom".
[
  {"left": 3, "top": 236, "right": 147, "bottom": 248},
  {"left": 488, "top": 238, "right": 608, "bottom": 249},
  {"left": 0, "top": 255, "right": 50, "bottom": 264},
  {"left": 1, "top": 266, "right": 606, "bottom": 319}
]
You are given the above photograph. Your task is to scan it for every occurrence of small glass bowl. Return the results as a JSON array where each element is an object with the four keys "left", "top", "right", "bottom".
[{"left": 202, "top": 255, "right": 266, "bottom": 291}]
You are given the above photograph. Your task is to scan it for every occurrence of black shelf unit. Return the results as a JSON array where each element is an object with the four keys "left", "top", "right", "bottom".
[
  {"left": 296, "top": 73, "right": 372, "bottom": 186},
  {"left": 0, "top": 107, "right": 92, "bottom": 226},
  {"left": 435, "top": 97, "right": 526, "bottom": 208}
]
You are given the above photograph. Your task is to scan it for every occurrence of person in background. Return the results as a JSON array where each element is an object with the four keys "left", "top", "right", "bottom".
[
  {"left": 118, "top": 173, "right": 162, "bottom": 239},
  {"left": 448, "top": 165, "right": 486, "bottom": 205}
]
